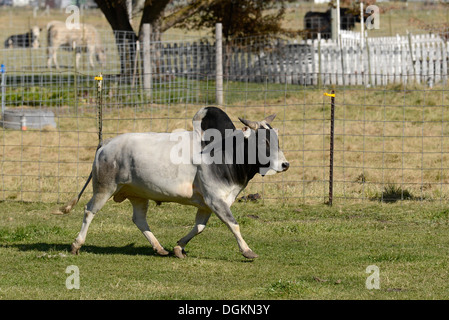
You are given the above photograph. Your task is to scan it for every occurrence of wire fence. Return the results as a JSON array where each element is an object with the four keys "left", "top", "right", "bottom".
[{"left": 2, "top": 28, "right": 449, "bottom": 205}]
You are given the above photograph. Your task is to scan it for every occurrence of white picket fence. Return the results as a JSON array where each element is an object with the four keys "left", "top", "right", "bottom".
[
  {"left": 1, "top": 27, "right": 446, "bottom": 88},
  {"left": 278, "top": 31, "right": 449, "bottom": 86}
]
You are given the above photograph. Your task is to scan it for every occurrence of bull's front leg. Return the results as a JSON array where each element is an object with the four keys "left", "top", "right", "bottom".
[{"left": 207, "top": 198, "right": 258, "bottom": 259}]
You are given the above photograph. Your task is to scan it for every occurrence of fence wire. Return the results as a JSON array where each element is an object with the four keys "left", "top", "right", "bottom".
[{"left": 2, "top": 31, "right": 449, "bottom": 205}]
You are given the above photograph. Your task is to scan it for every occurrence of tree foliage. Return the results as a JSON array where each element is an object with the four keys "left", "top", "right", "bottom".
[
  {"left": 93, "top": 0, "right": 297, "bottom": 76},
  {"left": 94, "top": 0, "right": 135, "bottom": 34},
  {"left": 176, "top": 0, "right": 296, "bottom": 41},
  {"left": 95, "top": 0, "right": 296, "bottom": 40}
]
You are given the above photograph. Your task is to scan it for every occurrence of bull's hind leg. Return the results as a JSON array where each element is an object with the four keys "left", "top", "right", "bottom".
[
  {"left": 71, "top": 191, "right": 110, "bottom": 255},
  {"left": 129, "top": 197, "right": 169, "bottom": 256},
  {"left": 174, "top": 208, "right": 212, "bottom": 258}
]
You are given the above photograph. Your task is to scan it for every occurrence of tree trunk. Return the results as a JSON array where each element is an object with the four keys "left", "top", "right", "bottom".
[
  {"left": 94, "top": 0, "right": 137, "bottom": 80},
  {"left": 114, "top": 31, "right": 138, "bottom": 80},
  {"left": 95, "top": 0, "right": 217, "bottom": 81}
]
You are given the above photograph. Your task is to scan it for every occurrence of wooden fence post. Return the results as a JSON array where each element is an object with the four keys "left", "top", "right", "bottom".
[
  {"left": 360, "top": 2, "right": 364, "bottom": 47},
  {"left": 408, "top": 32, "right": 416, "bottom": 83},
  {"left": 442, "top": 41, "right": 448, "bottom": 85},
  {"left": 73, "top": 41, "right": 78, "bottom": 116},
  {"left": 131, "top": 40, "right": 140, "bottom": 87},
  {"left": 365, "top": 36, "right": 372, "bottom": 86},
  {"left": 332, "top": 7, "right": 338, "bottom": 41},
  {"left": 216, "top": 23, "right": 224, "bottom": 106},
  {"left": 318, "top": 34, "right": 322, "bottom": 87},
  {"left": 142, "top": 23, "right": 152, "bottom": 98}
]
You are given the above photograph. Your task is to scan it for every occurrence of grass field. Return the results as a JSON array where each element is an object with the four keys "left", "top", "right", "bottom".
[{"left": 0, "top": 200, "right": 448, "bottom": 299}]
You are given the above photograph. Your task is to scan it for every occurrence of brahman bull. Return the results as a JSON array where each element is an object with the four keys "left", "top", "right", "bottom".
[{"left": 57, "top": 107, "right": 289, "bottom": 259}]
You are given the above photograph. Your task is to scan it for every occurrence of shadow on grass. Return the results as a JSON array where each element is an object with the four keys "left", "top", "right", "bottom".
[
  {"left": 370, "top": 184, "right": 418, "bottom": 203},
  {"left": 1, "top": 242, "right": 258, "bottom": 262},
  {"left": 0, "top": 242, "right": 165, "bottom": 257}
]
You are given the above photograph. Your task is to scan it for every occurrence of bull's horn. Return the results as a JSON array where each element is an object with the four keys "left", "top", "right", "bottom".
[
  {"left": 238, "top": 117, "right": 259, "bottom": 130},
  {"left": 264, "top": 114, "right": 276, "bottom": 124}
]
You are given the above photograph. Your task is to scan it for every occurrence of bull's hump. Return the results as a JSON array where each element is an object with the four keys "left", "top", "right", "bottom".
[
  {"left": 105, "top": 131, "right": 196, "bottom": 182},
  {"left": 195, "top": 106, "right": 236, "bottom": 133}
]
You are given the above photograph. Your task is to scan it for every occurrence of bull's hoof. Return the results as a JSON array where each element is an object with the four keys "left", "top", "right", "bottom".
[
  {"left": 70, "top": 243, "right": 80, "bottom": 255},
  {"left": 242, "top": 250, "right": 258, "bottom": 259},
  {"left": 156, "top": 248, "right": 169, "bottom": 256},
  {"left": 174, "top": 245, "right": 187, "bottom": 259}
]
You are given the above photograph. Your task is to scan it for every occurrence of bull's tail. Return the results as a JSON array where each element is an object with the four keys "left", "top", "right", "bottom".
[
  {"left": 52, "top": 172, "right": 92, "bottom": 215},
  {"left": 51, "top": 140, "right": 109, "bottom": 215}
]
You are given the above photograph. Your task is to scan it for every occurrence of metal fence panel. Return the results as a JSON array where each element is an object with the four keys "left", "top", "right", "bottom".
[{"left": 2, "top": 30, "right": 449, "bottom": 205}]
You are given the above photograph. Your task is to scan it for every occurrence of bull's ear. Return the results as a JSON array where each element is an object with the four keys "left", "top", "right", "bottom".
[
  {"left": 242, "top": 126, "right": 251, "bottom": 139},
  {"left": 238, "top": 117, "right": 259, "bottom": 130},
  {"left": 264, "top": 114, "right": 276, "bottom": 124}
]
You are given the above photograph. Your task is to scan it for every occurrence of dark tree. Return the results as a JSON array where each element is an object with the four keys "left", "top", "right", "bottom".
[
  {"left": 94, "top": 0, "right": 215, "bottom": 76},
  {"left": 94, "top": 0, "right": 219, "bottom": 40},
  {"left": 177, "top": 0, "right": 296, "bottom": 42},
  {"left": 94, "top": 0, "right": 296, "bottom": 76},
  {"left": 94, "top": 0, "right": 138, "bottom": 77}
]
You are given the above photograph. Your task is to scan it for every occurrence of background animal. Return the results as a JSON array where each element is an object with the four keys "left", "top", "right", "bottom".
[
  {"left": 4, "top": 26, "right": 41, "bottom": 49},
  {"left": 57, "top": 107, "right": 289, "bottom": 260},
  {"left": 303, "top": 8, "right": 361, "bottom": 39},
  {"left": 46, "top": 20, "right": 106, "bottom": 69}
]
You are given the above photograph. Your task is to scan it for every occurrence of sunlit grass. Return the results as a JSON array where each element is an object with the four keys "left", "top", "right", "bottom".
[{"left": 0, "top": 201, "right": 448, "bottom": 299}]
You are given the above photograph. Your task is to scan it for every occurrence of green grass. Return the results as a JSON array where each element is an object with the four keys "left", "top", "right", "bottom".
[{"left": 1, "top": 200, "right": 449, "bottom": 299}]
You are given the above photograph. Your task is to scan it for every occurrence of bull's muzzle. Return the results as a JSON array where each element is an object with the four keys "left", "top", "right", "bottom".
[{"left": 281, "top": 162, "right": 290, "bottom": 171}]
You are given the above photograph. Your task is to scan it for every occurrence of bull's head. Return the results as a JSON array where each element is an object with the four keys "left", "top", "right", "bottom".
[{"left": 239, "top": 114, "right": 290, "bottom": 176}]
